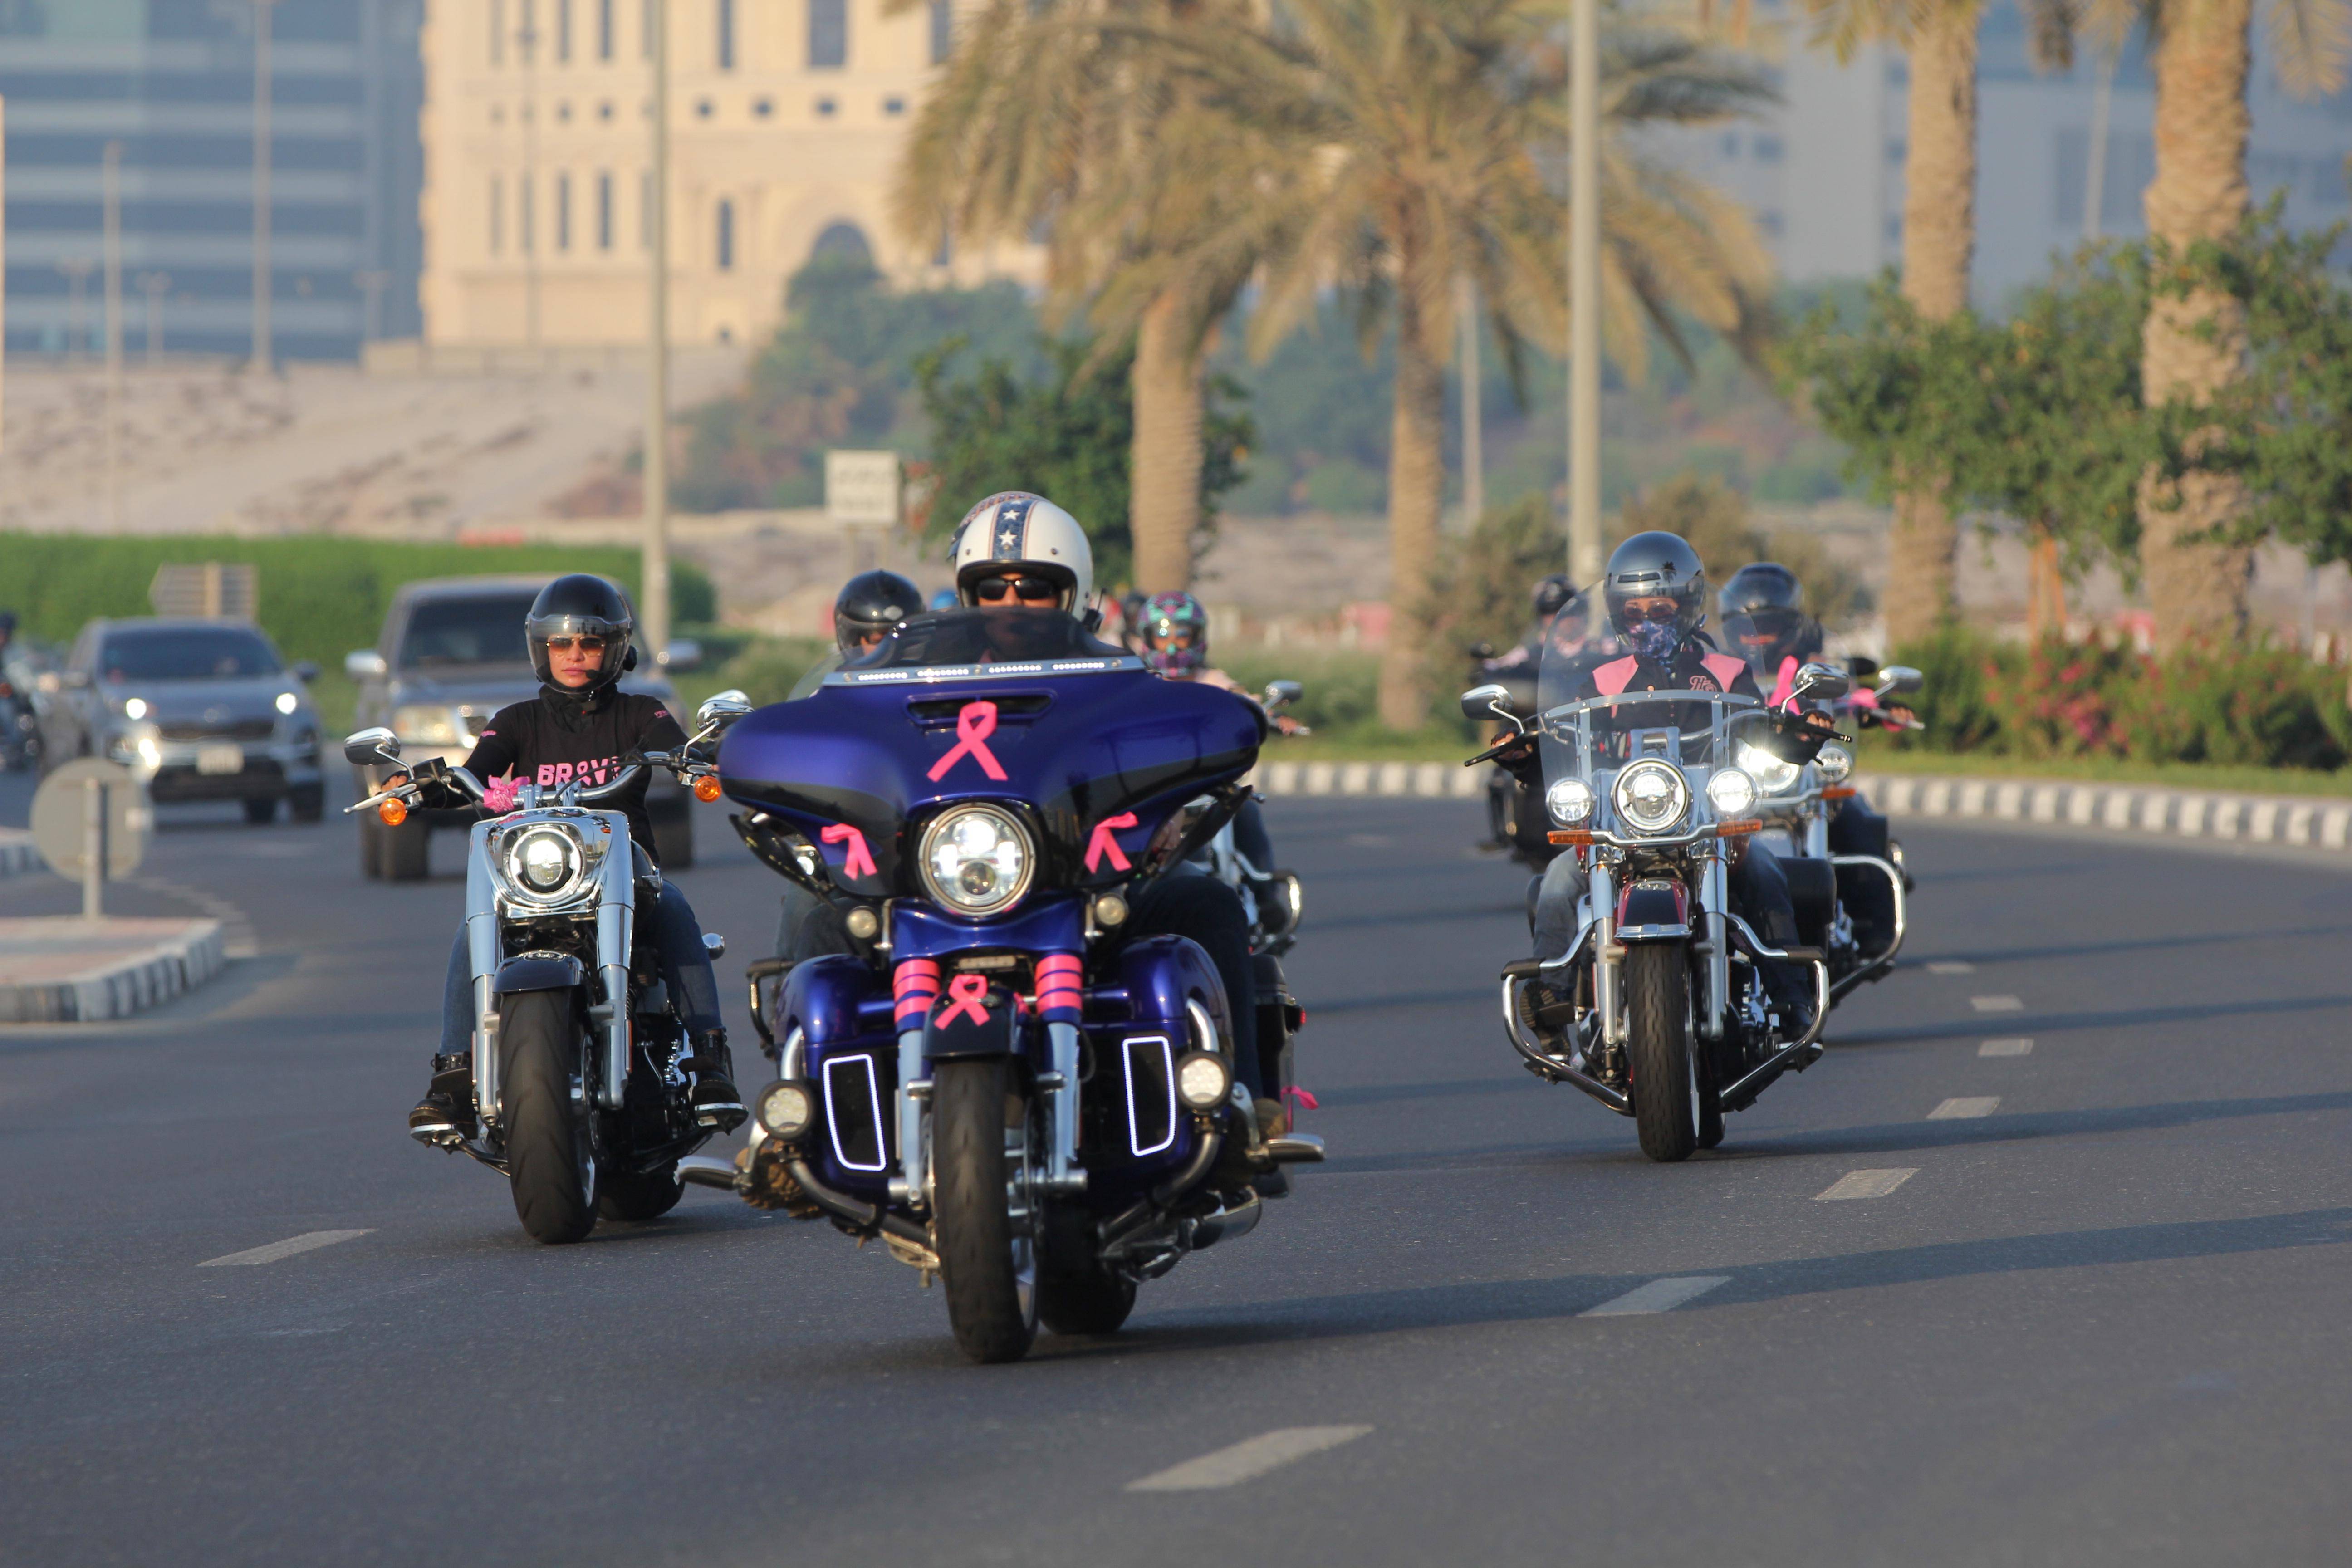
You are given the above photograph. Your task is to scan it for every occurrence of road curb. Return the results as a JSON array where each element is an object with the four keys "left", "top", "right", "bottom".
[
  {"left": 1857, "top": 773, "right": 2352, "bottom": 851},
  {"left": 0, "top": 828, "right": 37, "bottom": 880},
  {"left": 1251, "top": 760, "right": 1485, "bottom": 800},
  {"left": 0, "top": 918, "right": 229, "bottom": 1024}
]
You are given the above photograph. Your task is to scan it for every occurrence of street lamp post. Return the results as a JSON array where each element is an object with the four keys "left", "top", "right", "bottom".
[
  {"left": 642, "top": 0, "right": 671, "bottom": 661},
  {"left": 103, "top": 139, "right": 123, "bottom": 530},
  {"left": 252, "top": 0, "right": 278, "bottom": 374},
  {"left": 1566, "top": 0, "right": 1602, "bottom": 584}
]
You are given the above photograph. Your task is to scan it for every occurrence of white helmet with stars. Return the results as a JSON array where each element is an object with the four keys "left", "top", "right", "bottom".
[{"left": 949, "top": 491, "right": 1095, "bottom": 613}]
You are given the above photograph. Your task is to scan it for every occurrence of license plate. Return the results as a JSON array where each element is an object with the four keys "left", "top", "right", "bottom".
[{"left": 196, "top": 744, "right": 245, "bottom": 775}]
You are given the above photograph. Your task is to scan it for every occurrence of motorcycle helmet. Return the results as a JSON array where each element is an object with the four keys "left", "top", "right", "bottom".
[
  {"left": 1138, "top": 591, "right": 1210, "bottom": 676},
  {"left": 1603, "top": 532, "right": 1707, "bottom": 660},
  {"left": 1532, "top": 573, "right": 1575, "bottom": 624},
  {"left": 833, "top": 569, "right": 924, "bottom": 653},
  {"left": 1717, "top": 561, "right": 1809, "bottom": 674},
  {"left": 928, "top": 587, "right": 960, "bottom": 612},
  {"left": 525, "top": 573, "right": 635, "bottom": 691},
  {"left": 950, "top": 491, "right": 1095, "bottom": 612}
]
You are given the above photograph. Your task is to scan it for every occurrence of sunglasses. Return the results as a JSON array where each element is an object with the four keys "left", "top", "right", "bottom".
[
  {"left": 1621, "top": 602, "right": 1681, "bottom": 624},
  {"left": 544, "top": 635, "right": 610, "bottom": 653},
  {"left": 974, "top": 576, "right": 1061, "bottom": 603}
]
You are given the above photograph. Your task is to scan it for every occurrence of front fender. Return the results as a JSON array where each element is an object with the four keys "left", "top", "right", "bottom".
[
  {"left": 492, "top": 952, "right": 586, "bottom": 994},
  {"left": 1615, "top": 878, "right": 1690, "bottom": 941}
]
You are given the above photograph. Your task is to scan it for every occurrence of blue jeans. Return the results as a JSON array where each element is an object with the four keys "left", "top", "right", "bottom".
[
  {"left": 438, "top": 878, "right": 723, "bottom": 1057},
  {"left": 1531, "top": 841, "right": 1809, "bottom": 1012}
]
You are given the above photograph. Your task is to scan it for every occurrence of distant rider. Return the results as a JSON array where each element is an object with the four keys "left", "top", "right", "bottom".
[{"left": 402, "top": 574, "right": 744, "bottom": 1143}]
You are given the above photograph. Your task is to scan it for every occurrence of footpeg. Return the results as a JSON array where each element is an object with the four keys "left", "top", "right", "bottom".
[{"left": 1263, "top": 1133, "right": 1324, "bottom": 1164}]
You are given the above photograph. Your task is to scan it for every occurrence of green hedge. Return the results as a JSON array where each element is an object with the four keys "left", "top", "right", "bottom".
[{"left": 0, "top": 534, "right": 715, "bottom": 669}]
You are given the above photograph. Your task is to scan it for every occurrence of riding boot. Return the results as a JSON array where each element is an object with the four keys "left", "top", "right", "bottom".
[
  {"left": 682, "top": 1029, "right": 746, "bottom": 1132},
  {"left": 408, "top": 1052, "right": 477, "bottom": 1145}
]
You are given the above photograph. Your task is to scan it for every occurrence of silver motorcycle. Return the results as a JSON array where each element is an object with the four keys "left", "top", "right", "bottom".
[{"left": 343, "top": 689, "right": 752, "bottom": 1242}]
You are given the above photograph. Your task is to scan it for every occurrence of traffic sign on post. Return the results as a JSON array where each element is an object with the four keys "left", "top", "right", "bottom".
[
  {"left": 825, "top": 450, "right": 902, "bottom": 529},
  {"left": 30, "top": 758, "right": 150, "bottom": 919}
]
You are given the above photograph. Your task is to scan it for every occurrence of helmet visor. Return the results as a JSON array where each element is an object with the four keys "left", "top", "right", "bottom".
[{"left": 528, "top": 612, "right": 628, "bottom": 686}]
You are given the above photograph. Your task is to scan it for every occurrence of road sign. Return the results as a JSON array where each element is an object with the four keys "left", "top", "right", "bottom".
[
  {"left": 825, "top": 450, "right": 902, "bottom": 530},
  {"left": 31, "top": 760, "right": 151, "bottom": 912}
]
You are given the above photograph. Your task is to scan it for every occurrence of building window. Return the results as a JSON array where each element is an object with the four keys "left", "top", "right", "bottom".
[
  {"left": 598, "top": 0, "right": 613, "bottom": 58},
  {"left": 715, "top": 200, "right": 735, "bottom": 270},
  {"left": 556, "top": 173, "right": 572, "bottom": 250},
  {"left": 597, "top": 172, "right": 613, "bottom": 250},
  {"left": 490, "top": 176, "right": 504, "bottom": 254},
  {"left": 642, "top": 0, "right": 655, "bottom": 58},
  {"left": 815, "top": 96, "right": 837, "bottom": 116},
  {"left": 1719, "top": 131, "right": 1737, "bottom": 158},
  {"left": 716, "top": 0, "right": 735, "bottom": 67},
  {"left": 557, "top": 0, "right": 571, "bottom": 60},
  {"left": 641, "top": 170, "right": 652, "bottom": 248},
  {"left": 754, "top": 96, "right": 774, "bottom": 116},
  {"left": 808, "top": 0, "right": 845, "bottom": 68},
  {"left": 929, "top": 0, "right": 951, "bottom": 64},
  {"left": 1754, "top": 134, "right": 1783, "bottom": 164},
  {"left": 520, "top": 0, "right": 536, "bottom": 62},
  {"left": 492, "top": 0, "right": 506, "bottom": 63},
  {"left": 1886, "top": 137, "right": 1906, "bottom": 165},
  {"left": 519, "top": 174, "right": 535, "bottom": 254},
  {"left": 883, "top": 96, "right": 904, "bottom": 115}
]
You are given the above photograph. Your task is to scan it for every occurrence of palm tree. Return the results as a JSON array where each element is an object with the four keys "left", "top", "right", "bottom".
[
  {"left": 1802, "top": 0, "right": 2074, "bottom": 647},
  {"left": 2072, "top": 0, "right": 2346, "bottom": 646},
  {"left": 1134, "top": 0, "right": 1775, "bottom": 727},
  {"left": 892, "top": 0, "right": 1276, "bottom": 593}
]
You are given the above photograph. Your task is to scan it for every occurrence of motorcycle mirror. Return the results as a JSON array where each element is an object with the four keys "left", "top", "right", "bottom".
[
  {"left": 1876, "top": 664, "right": 1923, "bottom": 696},
  {"left": 343, "top": 725, "right": 401, "bottom": 766},
  {"left": 695, "top": 689, "right": 753, "bottom": 730},
  {"left": 1788, "top": 662, "right": 1849, "bottom": 702},
  {"left": 1459, "top": 683, "right": 1524, "bottom": 731},
  {"left": 1263, "top": 680, "right": 1303, "bottom": 710}
]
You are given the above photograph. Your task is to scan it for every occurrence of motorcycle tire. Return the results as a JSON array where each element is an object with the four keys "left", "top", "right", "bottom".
[
  {"left": 500, "top": 990, "right": 599, "bottom": 1244},
  {"left": 1038, "top": 1209, "right": 1135, "bottom": 1337},
  {"left": 1625, "top": 944, "right": 1700, "bottom": 1163},
  {"left": 596, "top": 1161, "right": 684, "bottom": 1222},
  {"left": 931, "top": 1058, "right": 1039, "bottom": 1363}
]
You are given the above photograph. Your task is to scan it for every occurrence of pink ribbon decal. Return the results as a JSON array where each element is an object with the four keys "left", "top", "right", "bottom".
[
  {"left": 937, "top": 973, "right": 993, "bottom": 1028},
  {"left": 1084, "top": 811, "right": 1138, "bottom": 873},
  {"left": 820, "top": 822, "right": 877, "bottom": 881},
  {"left": 926, "top": 700, "right": 1009, "bottom": 782},
  {"left": 1283, "top": 1085, "right": 1320, "bottom": 1115}
]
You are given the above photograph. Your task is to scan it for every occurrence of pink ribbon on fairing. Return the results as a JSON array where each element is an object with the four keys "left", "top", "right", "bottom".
[
  {"left": 927, "top": 700, "right": 1009, "bottom": 782},
  {"left": 482, "top": 774, "right": 522, "bottom": 813},
  {"left": 820, "top": 822, "right": 877, "bottom": 880},
  {"left": 937, "top": 972, "right": 993, "bottom": 1028},
  {"left": 1282, "top": 1085, "right": 1319, "bottom": 1115},
  {"left": 1084, "top": 812, "right": 1138, "bottom": 873}
]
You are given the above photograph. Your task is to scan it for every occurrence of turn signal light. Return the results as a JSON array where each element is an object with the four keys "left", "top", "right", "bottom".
[
  {"left": 1715, "top": 819, "right": 1761, "bottom": 837},
  {"left": 377, "top": 796, "right": 408, "bottom": 827},
  {"left": 692, "top": 774, "right": 724, "bottom": 804},
  {"left": 1823, "top": 785, "right": 1858, "bottom": 800},
  {"left": 1547, "top": 829, "right": 1595, "bottom": 846}
]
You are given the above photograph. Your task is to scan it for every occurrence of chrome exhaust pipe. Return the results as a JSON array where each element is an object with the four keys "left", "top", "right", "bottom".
[
  {"left": 1185, "top": 1190, "right": 1262, "bottom": 1250},
  {"left": 677, "top": 1154, "right": 740, "bottom": 1191}
]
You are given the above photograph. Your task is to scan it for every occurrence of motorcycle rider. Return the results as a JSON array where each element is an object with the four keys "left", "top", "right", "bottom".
[
  {"left": 402, "top": 574, "right": 745, "bottom": 1143},
  {"left": 1718, "top": 562, "right": 1906, "bottom": 950},
  {"left": 951, "top": 494, "right": 1282, "bottom": 1127},
  {"left": 1499, "top": 532, "right": 1818, "bottom": 1036}
]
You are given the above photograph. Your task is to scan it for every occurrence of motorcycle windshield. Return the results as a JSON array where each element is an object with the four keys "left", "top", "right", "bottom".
[{"left": 718, "top": 609, "right": 1264, "bottom": 897}]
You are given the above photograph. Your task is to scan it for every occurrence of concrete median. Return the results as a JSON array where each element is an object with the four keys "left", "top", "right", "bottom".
[{"left": 0, "top": 917, "right": 228, "bottom": 1023}]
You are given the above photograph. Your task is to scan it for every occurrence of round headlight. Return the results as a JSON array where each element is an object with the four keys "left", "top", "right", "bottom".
[
  {"left": 1612, "top": 760, "right": 1690, "bottom": 834},
  {"left": 757, "top": 1079, "right": 813, "bottom": 1141},
  {"left": 1175, "top": 1050, "right": 1232, "bottom": 1112},
  {"left": 123, "top": 697, "right": 148, "bottom": 720},
  {"left": 1736, "top": 741, "right": 1803, "bottom": 796},
  {"left": 1816, "top": 741, "right": 1854, "bottom": 783},
  {"left": 1545, "top": 777, "right": 1595, "bottom": 825},
  {"left": 917, "top": 805, "right": 1034, "bottom": 916},
  {"left": 274, "top": 691, "right": 300, "bottom": 716},
  {"left": 503, "top": 826, "right": 584, "bottom": 900},
  {"left": 1706, "top": 768, "right": 1757, "bottom": 818}
]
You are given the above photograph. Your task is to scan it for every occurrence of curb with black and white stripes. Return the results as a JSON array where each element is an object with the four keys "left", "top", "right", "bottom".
[
  {"left": 0, "top": 829, "right": 36, "bottom": 880},
  {"left": 0, "top": 919, "right": 227, "bottom": 1024},
  {"left": 1251, "top": 760, "right": 1486, "bottom": 800}
]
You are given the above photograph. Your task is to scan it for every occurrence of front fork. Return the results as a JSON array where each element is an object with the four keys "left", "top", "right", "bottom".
[
  {"left": 1587, "top": 851, "right": 1730, "bottom": 1046},
  {"left": 886, "top": 979, "right": 1088, "bottom": 1211}
]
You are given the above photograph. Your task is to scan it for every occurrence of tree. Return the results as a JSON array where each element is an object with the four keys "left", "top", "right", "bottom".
[
  {"left": 2074, "top": 0, "right": 2348, "bottom": 645},
  {"left": 1800, "top": 0, "right": 2075, "bottom": 645},
  {"left": 1143, "top": 0, "right": 1775, "bottom": 728}
]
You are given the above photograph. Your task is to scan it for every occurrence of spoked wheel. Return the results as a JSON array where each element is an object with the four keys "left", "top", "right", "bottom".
[
  {"left": 1626, "top": 943, "right": 1701, "bottom": 1163},
  {"left": 500, "top": 990, "right": 599, "bottom": 1243},
  {"left": 931, "top": 1058, "right": 1041, "bottom": 1363}
]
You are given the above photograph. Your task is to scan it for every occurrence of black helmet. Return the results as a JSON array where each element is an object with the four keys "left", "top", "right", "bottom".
[
  {"left": 833, "top": 569, "right": 923, "bottom": 653},
  {"left": 1718, "top": 562, "right": 1809, "bottom": 670},
  {"left": 1532, "top": 573, "right": 1575, "bottom": 623},
  {"left": 1603, "top": 531, "right": 1707, "bottom": 641},
  {"left": 525, "top": 574, "right": 636, "bottom": 691}
]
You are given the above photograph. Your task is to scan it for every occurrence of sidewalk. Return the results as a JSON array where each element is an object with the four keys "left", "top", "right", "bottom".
[{"left": 0, "top": 917, "right": 227, "bottom": 1023}]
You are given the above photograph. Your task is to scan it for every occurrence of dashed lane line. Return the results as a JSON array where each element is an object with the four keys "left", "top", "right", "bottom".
[
  {"left": 1815, "top": 1169, "right": 1918, "bottom": 1201},
  {"left": 1126, "top": 1427, "right": 1374, "bottom": 1492},
  {"left": 1580, "top": 1275, "right": 1730, "bottom": 1317},
  {"left": 1970, "top": 995, "right": 2024, "bottom": 1013},
  {"left": 1979, "top": 1037, "right": 2035, "bottom": 1057},
  {"left": 1927, "top": 1096, "right": 2001, "bottom": 1120},
  {"left": 198, "top": 1230, "right": 372, "bottom": 1267},
  {"left": 1925, "top": 961, "right": 1976, "bottom": 975}
]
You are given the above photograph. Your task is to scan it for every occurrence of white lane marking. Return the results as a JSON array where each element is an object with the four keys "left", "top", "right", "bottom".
[
  {"left": 1580, "top": 1275, "right": 1730, "bottom": 1317},
  {"left": 1979, "top": 1037, "right": 2035, "bottom": 1057},
  {"left": 1926, "top": 961, "right": 1975, "bottom": 975},
  {"left": 1928, "top": 1096, "right": 2000, "bottom": 1120},
  {"left": 199, "top": 1230, "right": 372, "bottom": 1267},
  {"left": 1970, "top": 995, "right": 2024, "bottom": 1013},
  {"left": 1815, "top": 1168, "right": 1917, "bottom": 1200},
  {"left": 1127, "top": 1426, "right": 1374, "bottom": 1492}
]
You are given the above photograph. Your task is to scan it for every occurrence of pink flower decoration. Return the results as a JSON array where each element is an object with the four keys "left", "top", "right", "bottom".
[{"left": 482, "top": 774, "right": 522, "bottom": 813}]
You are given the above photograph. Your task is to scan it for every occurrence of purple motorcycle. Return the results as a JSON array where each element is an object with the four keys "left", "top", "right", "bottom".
[{"left": 699, "top": 609, "right": 1319, "bottom": 1362}]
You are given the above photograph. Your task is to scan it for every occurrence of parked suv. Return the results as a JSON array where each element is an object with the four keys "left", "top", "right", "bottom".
[
  {"left": 39, "top": 617, "right": 325, "bottom": 822},
  {"left": 345, "top": 576, "right": 697, "bottom": 880}
]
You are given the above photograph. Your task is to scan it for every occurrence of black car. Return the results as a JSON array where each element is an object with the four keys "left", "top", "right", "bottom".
[
  {"left": 39, "top": 618, "right": 325, "bottom": 822},
  {"left": 345, "top": 576, "right": 697, "bottom": 880}
]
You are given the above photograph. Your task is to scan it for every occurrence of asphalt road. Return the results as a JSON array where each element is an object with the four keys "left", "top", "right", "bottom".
[{"left": 2, "top": 779, "right": 2347, "bottom": 1566}]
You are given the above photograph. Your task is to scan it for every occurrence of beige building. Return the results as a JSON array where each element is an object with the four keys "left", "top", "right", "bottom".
[{"left": 420, "top": 0, "right": 1022, "bottom": 348}]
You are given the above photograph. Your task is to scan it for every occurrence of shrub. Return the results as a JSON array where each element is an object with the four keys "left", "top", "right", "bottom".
[{"left": 1886, "top": 625, "right": 2008, "bottom": 754}]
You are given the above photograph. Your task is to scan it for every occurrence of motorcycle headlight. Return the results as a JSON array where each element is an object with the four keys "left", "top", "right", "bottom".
[
  {"left": 1736, "top": 741, "right": 1803, "bottom": 797},
  {"left": 502, "top": 824, "right": 588, "bottom": 903},
  {"left": 1816, "top": 742, "right": 1854, "bottom": 784},
  {"left": 393, "top": 704, "right": 470, "bottom": 746},
  {"left": 1545, "top": 777, "right": 1595, "bottom": 825},
  {"left": 1705, "top": 768, "right": 1757, "bottom": 818},
  {"left": 1612, "top": 760, "right": 1690, "bottom": 835},
  {"left": 917, "top": 805, "right": 1034, "bottom": 916}
]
